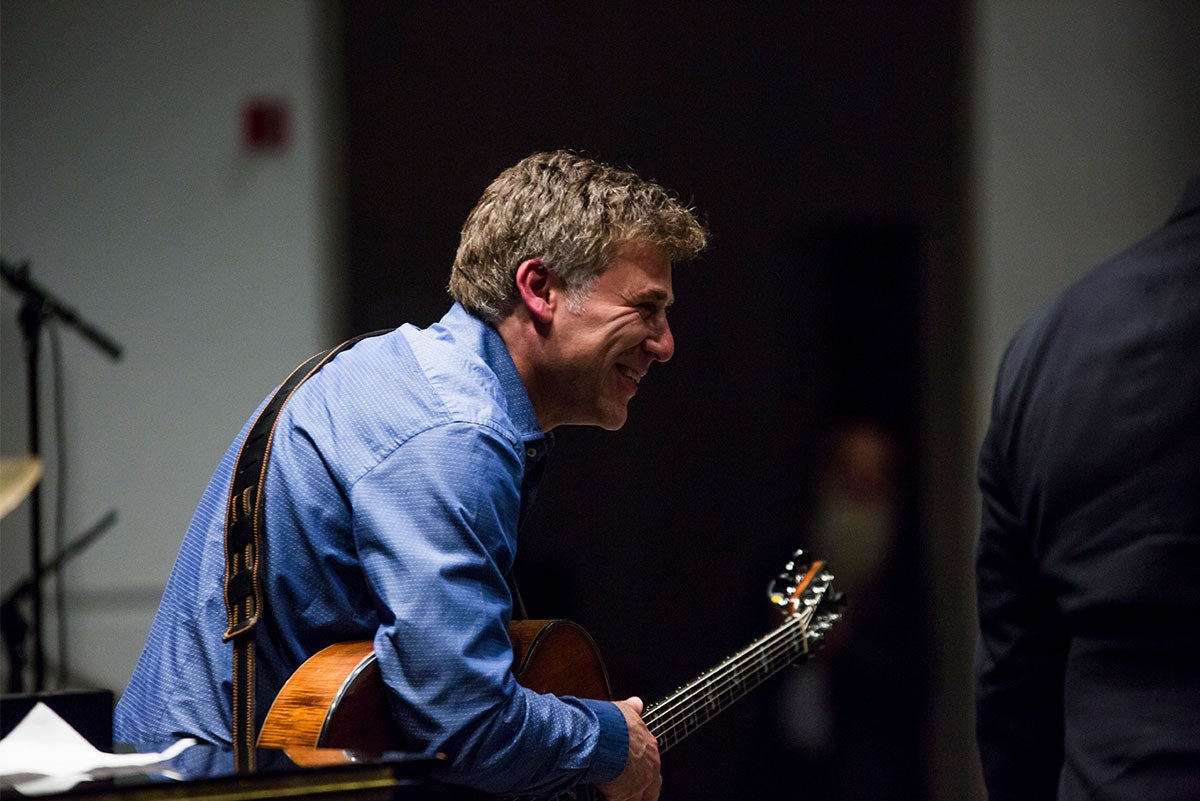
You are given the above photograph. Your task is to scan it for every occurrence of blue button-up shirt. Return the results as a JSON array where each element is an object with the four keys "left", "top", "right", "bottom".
[{"left": 114, "top": 304, "right": 628, "bottom": 795}]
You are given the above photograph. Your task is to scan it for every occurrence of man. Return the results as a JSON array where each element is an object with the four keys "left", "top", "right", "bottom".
[
  {"left": 976, "top": 177, "right": 1200, "bottom": 800},
  {"left": 115, "top": 150, "right": 707, "bottom": 800}
]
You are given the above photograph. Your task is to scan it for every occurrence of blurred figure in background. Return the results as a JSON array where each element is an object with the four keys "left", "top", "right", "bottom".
[{"left": 773, "top": 422, "right": 926, "bottom": 801}]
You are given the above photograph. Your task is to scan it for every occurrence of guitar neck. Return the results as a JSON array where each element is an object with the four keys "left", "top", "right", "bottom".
[{"left": 640, "top": 610, "right": 814, "bottom": 753}]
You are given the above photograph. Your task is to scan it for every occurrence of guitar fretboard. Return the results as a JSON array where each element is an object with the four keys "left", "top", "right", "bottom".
[
  {"left": 539, "top": 563, "right": 839, "bottom": 801},
  {"left": 641, "top": 608, "right": 816, "bottom": 752}
]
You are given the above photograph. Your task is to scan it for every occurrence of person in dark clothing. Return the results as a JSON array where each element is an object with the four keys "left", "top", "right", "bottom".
[{"left": 976, "top": 177, "right": 1200, "bottom": 800}]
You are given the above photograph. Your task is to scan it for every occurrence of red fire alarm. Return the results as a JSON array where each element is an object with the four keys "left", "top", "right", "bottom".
[{"left": 243, "top": 97, "right": 290, "bottom": 152}]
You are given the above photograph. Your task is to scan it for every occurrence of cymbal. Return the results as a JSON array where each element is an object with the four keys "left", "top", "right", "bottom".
[{"left": 0, "top": 456, "right": 42, "bottom": 519}]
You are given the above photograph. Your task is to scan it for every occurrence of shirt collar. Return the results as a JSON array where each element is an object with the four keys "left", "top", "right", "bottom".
[{"left": 436, "top": 303, "right": 546, "bottom": 444}]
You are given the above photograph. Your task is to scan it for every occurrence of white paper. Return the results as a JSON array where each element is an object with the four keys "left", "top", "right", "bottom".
[{"left": 0, "top": 702, "right": 194, "bottom": 795}]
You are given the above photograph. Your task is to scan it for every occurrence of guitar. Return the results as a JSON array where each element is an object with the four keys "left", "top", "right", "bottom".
[{"left": 258, "top": 550, "right": 844, "bottom": 794}]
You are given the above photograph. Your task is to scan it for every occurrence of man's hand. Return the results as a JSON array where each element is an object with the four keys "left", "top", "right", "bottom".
[{"left": 596, "top": 696, "right": 661, "bottom": 801}]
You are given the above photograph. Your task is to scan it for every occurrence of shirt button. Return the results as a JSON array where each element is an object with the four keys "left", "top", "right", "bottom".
[{"left": 525, "top": 447, "right": 538, "bottom": 459}]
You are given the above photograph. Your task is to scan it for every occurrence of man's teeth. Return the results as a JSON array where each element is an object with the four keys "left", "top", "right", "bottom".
[{"left": 618, "top": 366, "right": 641, "bottom": 383}]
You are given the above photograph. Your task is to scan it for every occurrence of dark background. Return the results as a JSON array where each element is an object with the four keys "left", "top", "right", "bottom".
[{"left": 342, "top": 3, "right": 966, "bottom": 798}]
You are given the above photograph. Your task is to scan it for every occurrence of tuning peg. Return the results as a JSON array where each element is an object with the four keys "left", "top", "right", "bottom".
[
  {"left": 767, "top": 573, "right": 797, "bottom": 607},
  {"left": 783, "top": 548, "right": 810, "bottom": 576}
]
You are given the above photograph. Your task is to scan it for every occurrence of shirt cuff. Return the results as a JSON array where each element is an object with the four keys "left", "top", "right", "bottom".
[{"left": 578, "top": 699, "right": 629, "bottom": 785}]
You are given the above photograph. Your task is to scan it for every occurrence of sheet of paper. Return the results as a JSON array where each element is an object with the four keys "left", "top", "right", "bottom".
[{"left": 0, "top": 702, "right": 194, "bottom": 795}]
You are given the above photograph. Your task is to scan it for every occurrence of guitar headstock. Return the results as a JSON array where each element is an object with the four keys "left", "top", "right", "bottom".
[{"left": 767, "top": 549, "right": 845, "bottom": 654}]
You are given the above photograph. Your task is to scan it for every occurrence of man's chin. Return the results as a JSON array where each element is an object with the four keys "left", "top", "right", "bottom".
[{"left": 596, "top": 403, "right": 629, "bottom": 431}]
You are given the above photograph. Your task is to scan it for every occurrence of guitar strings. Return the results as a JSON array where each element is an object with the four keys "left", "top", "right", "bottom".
[
  {"left": 645, "top": 615, "right": 810, "bottom": 747},
  {"left": 642, "top": 607, "right": 819, "bottom": 749},
  {"left": 538, "top": 619, "right": 817, "bottom": 801},
  {"left": 658, "top": 609, "right": 813, "bottom": 716},
  {"left": 645, "top": 569, "right": 837, "bottom": 730},
  {"left": 541, "top": 598, "right": 830, "bottom": 799},
  {"left": 645, "top": 611, "right": 808, "bottom": 718},
  {"left": 645, "top": 612, "right": 812, "bottom": 747}
]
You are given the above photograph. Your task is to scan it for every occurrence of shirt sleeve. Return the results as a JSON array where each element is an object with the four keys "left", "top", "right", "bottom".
[
  {"left": 975, "top": 364, "right": 1069, "bottom": 801},
  {"left": 348, "top": 421, "right": 626, "bottom": 795},
  {"left": 577, "top": 699, "right": 629, "bottom": 785}
]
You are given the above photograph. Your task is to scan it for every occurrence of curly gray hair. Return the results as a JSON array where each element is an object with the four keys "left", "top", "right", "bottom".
[{"left": 449, "top": 150, "right": 707, "bottom": 321}]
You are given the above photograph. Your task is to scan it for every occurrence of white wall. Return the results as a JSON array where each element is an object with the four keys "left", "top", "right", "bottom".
[
  {"left": 971, "top": 0, "right": 1200, "bottom": 429},
  {"left": 0, "top": 0, "right": 341, "bottom": 694}
]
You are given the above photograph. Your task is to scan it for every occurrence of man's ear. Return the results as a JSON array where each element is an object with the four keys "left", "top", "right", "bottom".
[{"left": 514, "top": 259, "right": 556, "bottom": 325}]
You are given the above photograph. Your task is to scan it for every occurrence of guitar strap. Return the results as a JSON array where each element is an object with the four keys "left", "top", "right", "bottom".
[
  {"left": 221, "top": 330, "right": 389, "bottom": 773},
  {"left": 508, "top": 571, "right": 529, "bottom": 621}
]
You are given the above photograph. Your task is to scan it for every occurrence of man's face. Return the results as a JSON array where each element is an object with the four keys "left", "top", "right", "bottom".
[{"left": 544, "top": 240, "right": 675, "bottom": 430}]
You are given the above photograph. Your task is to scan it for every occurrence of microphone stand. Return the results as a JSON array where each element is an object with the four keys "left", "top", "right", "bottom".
[
  {"left": 1, "top": 258, "right": 123, "bottom": 692},
  {"left": 1, "top": 510, "right": 117, "bottom": 692}
]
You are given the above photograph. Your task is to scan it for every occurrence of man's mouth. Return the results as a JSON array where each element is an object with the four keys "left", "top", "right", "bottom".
[{"left": 617, "top": 365, "right": 643, "bottom": 384}]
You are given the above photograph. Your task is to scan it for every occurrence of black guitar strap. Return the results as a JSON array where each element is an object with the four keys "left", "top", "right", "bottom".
[
  {"left": 507, "top": 571, "right": 529, "bottom": 621},
  {"left": 222, "top": 330, "right": 389, "bottom": 773}
]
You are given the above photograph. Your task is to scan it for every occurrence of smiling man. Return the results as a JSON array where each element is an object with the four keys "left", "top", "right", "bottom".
[
  {"left": 115, "top": 151, "right": 706, "bottom": 801},
  {"left": 495, "top": 240, "right": 676, "bottom": 432}
]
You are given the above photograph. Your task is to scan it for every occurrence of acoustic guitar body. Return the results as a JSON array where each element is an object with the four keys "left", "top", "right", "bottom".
[
  {"left": 258, "top": 550, "right": 842, "bottom": 800},
  {"left": 257, "top": 619, "right": 613, "bottom": 751}
]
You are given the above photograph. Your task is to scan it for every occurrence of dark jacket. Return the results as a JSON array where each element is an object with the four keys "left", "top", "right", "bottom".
[{"left": 976, "top": 178, "right": 1200, "bottom": 800}]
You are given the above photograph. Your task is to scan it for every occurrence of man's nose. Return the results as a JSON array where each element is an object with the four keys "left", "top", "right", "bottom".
[{"left": 644, "top": 316, "right": 674, "bottom": 362}]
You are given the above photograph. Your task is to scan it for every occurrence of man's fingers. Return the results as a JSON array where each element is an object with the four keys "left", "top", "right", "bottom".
[{"left": 620, "top": 695, "right": 644, "bottom": 715}]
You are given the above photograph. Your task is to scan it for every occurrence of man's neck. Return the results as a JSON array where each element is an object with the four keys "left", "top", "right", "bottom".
[{"left": 494, "top": 311, "right": 554, "bottom": 432}]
